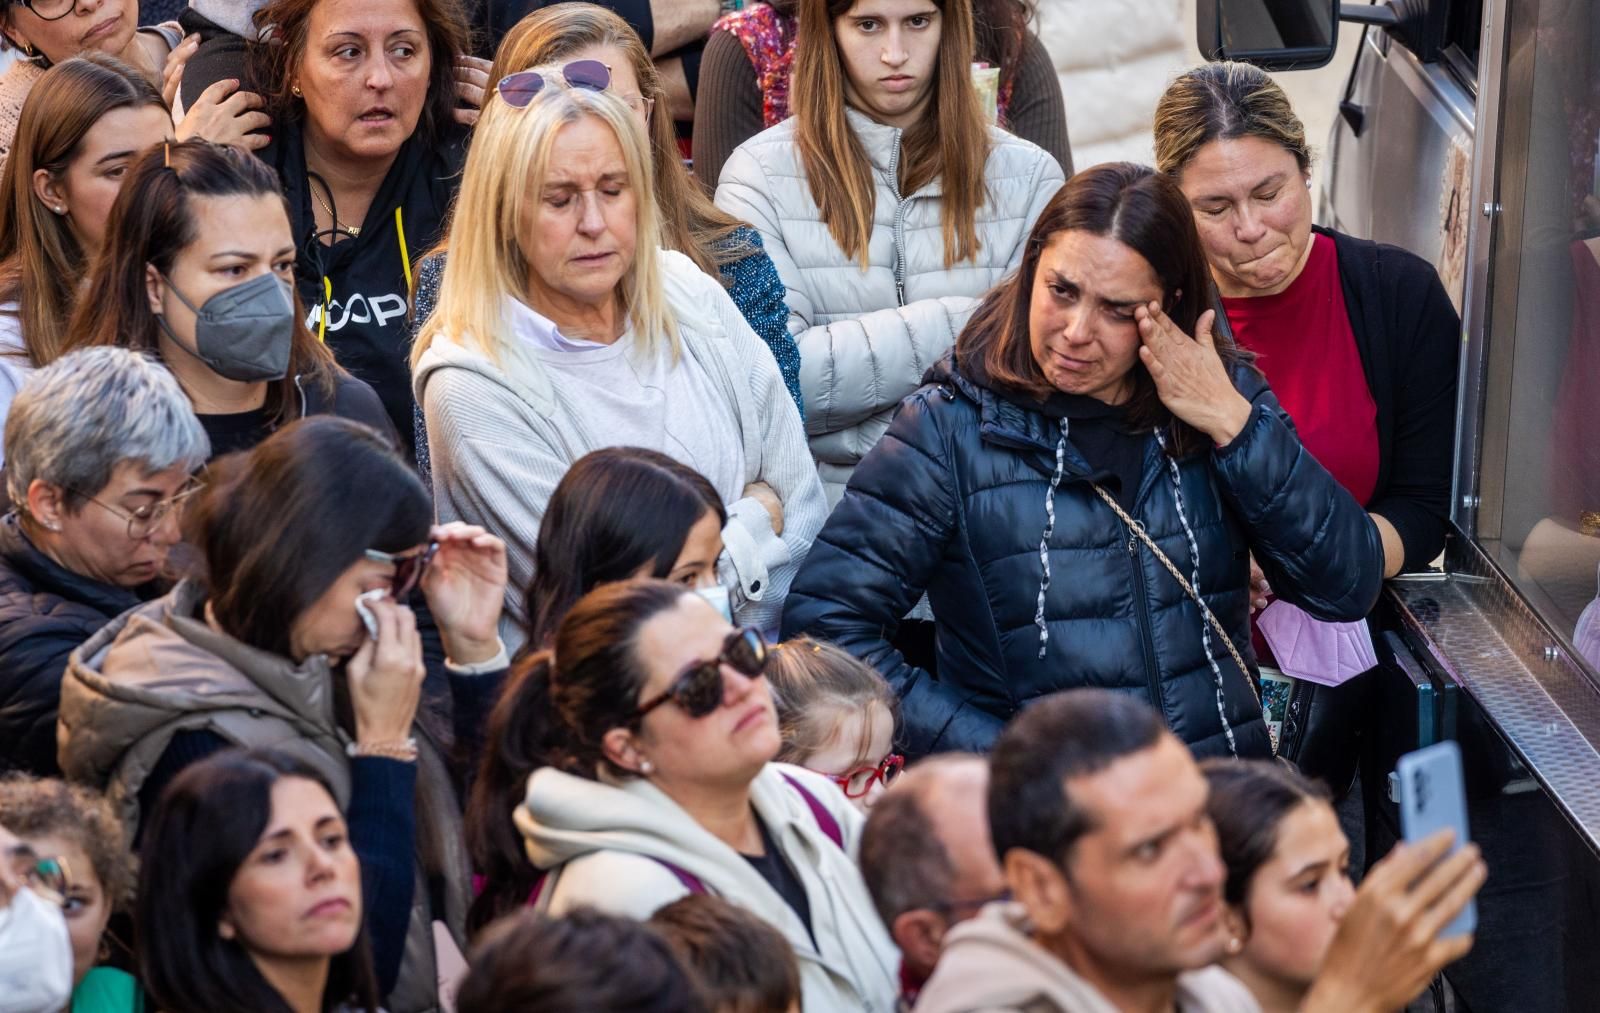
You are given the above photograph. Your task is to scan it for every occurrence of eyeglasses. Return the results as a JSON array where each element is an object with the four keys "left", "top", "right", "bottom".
[
  {"left": 497, "top": 60, "right": 655, "bottom": 118},
  {"left": 927, "top": 891, "right": 1010, "bottom": 919},
  {"left": 8, "top": 0, "right": 77, "bottom": 23},
  {"left": 823, "top": 752, "right": 905, "bottom": 799},
  {"left": 633, "top": 627, "right": 768, "bottom": 722},
  {"left": 70, "top": 479, "right": 204, "bottom": 542},
  {"left": 365, "top": 542, "right": 439, "bottom": 599},
  {"left": 5, "top": 844, "right": 70, "bottom": 907}
]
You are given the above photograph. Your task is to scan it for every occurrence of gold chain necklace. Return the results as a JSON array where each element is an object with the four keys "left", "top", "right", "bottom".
[{"left": 310, "top": 180, "right": 360, "bottom": 238}]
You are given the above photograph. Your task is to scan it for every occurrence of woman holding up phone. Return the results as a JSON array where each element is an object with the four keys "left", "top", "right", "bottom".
[{"left": 57, "top": 416, "right": 510, "bottom": 1013}]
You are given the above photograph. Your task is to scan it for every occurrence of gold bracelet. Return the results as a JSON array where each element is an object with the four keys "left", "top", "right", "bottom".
[
  {"left": 346, "top": 738, "right": 418, "bottom": 762},
  {"left": 1580, "top": 512, "right": 1600, "bottom": 538}
]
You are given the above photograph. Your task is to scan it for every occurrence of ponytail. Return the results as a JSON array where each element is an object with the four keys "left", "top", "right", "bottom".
[{"left": 464, "top": 579, "right": 696, "bottom": 936}]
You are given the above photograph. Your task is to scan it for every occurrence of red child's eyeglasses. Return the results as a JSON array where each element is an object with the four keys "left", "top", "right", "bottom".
[{"left": 825, "top": 753, "right": 905, "bottom": 799}]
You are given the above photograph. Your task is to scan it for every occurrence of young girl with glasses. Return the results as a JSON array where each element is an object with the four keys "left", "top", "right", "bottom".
[
  {"left": 475, "top": 578, "right": 899, "bottom": 1011},
  {"left": 767, "top": 637, "right": 901, "bottom": 813}
]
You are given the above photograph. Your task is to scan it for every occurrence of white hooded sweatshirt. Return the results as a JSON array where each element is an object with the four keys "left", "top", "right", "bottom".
[
  {"left": 515, "top": 763, "right": 900, "bottom": 1013},
  {"left": 914, "top": 903, "right": 1262, "bottom": 1013}
]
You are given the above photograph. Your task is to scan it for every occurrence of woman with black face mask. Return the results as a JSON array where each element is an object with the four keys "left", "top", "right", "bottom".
[{"left": 64, "top": 140, "right": 393, "bottom": 458}]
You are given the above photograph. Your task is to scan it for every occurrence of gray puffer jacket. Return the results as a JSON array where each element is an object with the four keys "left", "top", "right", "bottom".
[{"left": 715, "top": 109, "right": 1064, "bottom": 503}]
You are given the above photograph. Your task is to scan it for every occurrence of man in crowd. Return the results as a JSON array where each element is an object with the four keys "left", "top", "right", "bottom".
[
  {"left": 914, "top": 689, "right": 1483, "bottom": 1013},
  {"left": 861, "top": 754, "right": 1007, "bottom": 1010}
]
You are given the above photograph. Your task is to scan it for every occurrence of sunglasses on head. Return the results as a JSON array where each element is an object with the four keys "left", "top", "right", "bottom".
[
  {"left": 633, "top": 627, "right": 768, "bottom": 722},
  {"left": 497, "top": 59, "right": 612, "bottom": 108},
  {"left": 364, "top": 542, "right": 439, "bottom": 599}
]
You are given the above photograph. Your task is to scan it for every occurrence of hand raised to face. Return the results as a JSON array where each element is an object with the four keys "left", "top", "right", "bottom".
[{"left": 1134, "top": 303, "right": 1253, "bottom": 447}]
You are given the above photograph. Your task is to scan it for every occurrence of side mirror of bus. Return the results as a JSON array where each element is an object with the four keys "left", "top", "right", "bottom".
[{"left": 1196, "top": 0, "right": 1400, "bottom": 71}]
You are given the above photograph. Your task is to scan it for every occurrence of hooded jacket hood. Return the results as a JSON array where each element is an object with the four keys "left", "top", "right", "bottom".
[
  {"left": 516, "top": 762, "right": 901, "bottom": 1012},
  {"left": 913, "top": 903, "right": 1262, "bottom": 1013}
]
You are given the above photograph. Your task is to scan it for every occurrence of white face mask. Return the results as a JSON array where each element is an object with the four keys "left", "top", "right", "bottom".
[
  {"left": 0, "top": 885, "right": 73, "bottom": 1013},
  {"left": 696, "top": 584, "right": 733, "bottom": 623}
]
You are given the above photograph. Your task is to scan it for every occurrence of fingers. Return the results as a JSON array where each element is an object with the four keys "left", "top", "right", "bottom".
[
  {"left": 1413, "top": 844, "right": 1486, "bottom": 940},
  {"left": 1194, "top": 308, "right": 1217, "bottom": 350},
  {"left": 454, "top": 107, "right": 480, "bottom": 127}
]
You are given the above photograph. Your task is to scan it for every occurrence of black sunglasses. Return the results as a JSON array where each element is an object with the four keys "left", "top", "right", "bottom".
[
  {"left": 497, "top": 59, "right": 611, "bottom": 108},
  {"left": 633, "top": 627, "right": 768, "bottom": 721}
]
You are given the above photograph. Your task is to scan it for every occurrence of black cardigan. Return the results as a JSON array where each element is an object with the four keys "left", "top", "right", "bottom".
[{"left": 1317, "top": 226, "right": 1460, "bottom": 572}]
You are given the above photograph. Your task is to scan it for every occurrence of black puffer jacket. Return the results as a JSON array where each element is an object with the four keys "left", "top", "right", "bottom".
[
  {"left": 0, "top": 514, "right": 144, "bottom": 774},
  {"left": 782, "top": 354, "right": 1384, "bottom": 757}
]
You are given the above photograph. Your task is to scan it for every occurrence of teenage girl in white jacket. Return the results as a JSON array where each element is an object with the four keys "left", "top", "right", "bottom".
[{"left": 715, "top": 0, "right": 1064, "bottom": 502}]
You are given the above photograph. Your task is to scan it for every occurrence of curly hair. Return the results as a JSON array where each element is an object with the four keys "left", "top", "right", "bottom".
[{"left": 0, "top": 774, "right": 135, "bottom": 909}]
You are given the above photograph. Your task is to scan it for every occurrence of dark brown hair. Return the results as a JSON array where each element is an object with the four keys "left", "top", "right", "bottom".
[
  {"left": 523, "top": 447, "right": 725, "bottom": 649},
  {"left": 793, "top": 0, "right": 992, "bottom": 268},
  {"left": 466, "top": 578, "right": 693, "bottom": 933},
  {"left": 1202, "top": 758, "right": 1333, "bottom": 918},
  {"left": 458, "top": 908, "right": 710, "bottom": 1013},
  {"left": 955, "top": 162, "right": 1253, "bottom": 458},
  {"left": 180, "top": 416, "right": 432, "bottom": 659},
  {"left": 64, "top": 140, "right": 340, "bottom": 426},
  {"left": 250, "top": 0, "right": 471, "bottom": 147},
  {"left": 137, "top": 749, "right": 380, "bottom": 1013},
  {"left": 0, "top": 53, "right": 165, "bottom": 368},
  {"left": 649, "top": 895, "right": 801, "bottom": 1013}
]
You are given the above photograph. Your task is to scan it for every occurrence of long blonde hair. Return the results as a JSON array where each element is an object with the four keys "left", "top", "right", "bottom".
[
  {"left": 792, "top": 0, "right": 992, "bottom": 269},
  {"left": 411, "top": 82, "right": 675, "bottom": 370},
  {"left": 490, "top": 3, "right": 752, "bottom": 276}
]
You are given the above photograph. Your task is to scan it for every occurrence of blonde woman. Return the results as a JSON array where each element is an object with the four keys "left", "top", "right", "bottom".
[
  {"left": 714, "top": 0, "right": 1065, "bottom": 503},
  {"left": 411, "top": 74, "right": 825, "bottom": 652}
]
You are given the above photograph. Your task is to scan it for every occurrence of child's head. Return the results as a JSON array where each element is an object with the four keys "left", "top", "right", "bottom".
[
  {"left": 766, "top": 637, "right": 900, "bottom": 811},
  {"left": 649, "top": 895, "right": 800, "bottom": 1013}
]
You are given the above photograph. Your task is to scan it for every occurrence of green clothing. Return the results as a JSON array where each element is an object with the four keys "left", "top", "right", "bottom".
[{"left": 72, "top": 967, "right": 142, "bottom": 1013}]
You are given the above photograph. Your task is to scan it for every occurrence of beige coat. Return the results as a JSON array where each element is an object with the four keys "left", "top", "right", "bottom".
[{"left": 58, "top": 581, "right": 468, "bottom": 1013}]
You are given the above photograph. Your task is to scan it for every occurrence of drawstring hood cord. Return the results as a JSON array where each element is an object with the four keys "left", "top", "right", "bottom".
[
  {"left": 1154, "top": 428, "right": 1240, "bottom": 758},
  {"left": 1035, "top": 418, "right": 1069, "bottom": 659}
]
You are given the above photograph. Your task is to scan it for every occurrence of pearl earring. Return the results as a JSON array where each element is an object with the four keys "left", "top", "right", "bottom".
[
  {"left": 54, "top": 206, "right": 64, "bottom": 214},
  {"left": 1225, "top": 936, "right": 1243, "bottom": 955},
  {"left": 639, "top": 759, "right": 654, "bottom": 775}
]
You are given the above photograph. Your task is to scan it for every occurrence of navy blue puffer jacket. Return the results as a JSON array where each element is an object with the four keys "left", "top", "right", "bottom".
[{"left": 782, "top": 354, "right": 1384, "bottom": 758}]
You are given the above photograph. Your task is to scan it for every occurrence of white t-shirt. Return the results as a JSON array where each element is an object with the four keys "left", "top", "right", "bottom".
[
  {"left": 508, "top": 296, "right": 747, "bottom": 500},
  {"left": 0, "top": 304, "right": 33, "bottom": 469}
]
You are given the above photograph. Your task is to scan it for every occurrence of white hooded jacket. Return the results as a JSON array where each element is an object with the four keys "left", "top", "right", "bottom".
[
  {"left": 715, "top": 108, "right": 1064, "bottom": 503},
  {"left": 515, "top": 762, "right": 901, "bottom": 1013}
]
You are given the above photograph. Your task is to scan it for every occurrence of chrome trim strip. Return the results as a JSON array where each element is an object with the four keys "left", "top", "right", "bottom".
[{"left": 1390, "top": 534, "right": 1600, "bottom": 854}]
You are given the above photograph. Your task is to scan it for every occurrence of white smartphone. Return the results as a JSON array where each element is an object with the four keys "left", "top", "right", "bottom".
[
  {"left": 354, "top": 588, "right": 389, "bottom": 641},
  {"left": 1396, "top": 740, "right": 1477, "bottom": 939}
]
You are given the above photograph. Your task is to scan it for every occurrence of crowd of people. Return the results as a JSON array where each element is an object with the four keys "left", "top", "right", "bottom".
[{"left": 0, "top": 0, "right": 1482, "bottom": 1010}]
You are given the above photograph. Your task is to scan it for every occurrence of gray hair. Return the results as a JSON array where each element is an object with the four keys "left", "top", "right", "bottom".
[{"left": 5, "top": 347, "right": 210, "bottom": 510}]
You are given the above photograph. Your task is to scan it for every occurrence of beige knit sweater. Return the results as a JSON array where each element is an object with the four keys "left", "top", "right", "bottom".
[{"left": 0, "top": 60, "right": 46, "bottom": 177}]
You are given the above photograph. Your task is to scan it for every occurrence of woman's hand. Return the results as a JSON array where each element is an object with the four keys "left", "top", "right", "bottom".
[
  {"left": 175, "top": 78, "right": 272, "bottom": 151},
  {"left": 1249, "top": 554, "right": 1272, "bottom": 611},
  {"left": 741, "top": 481, "right": 785, "bottom": 536},
  {"left": 1302, "top": 830, "right": 1485, "bottom": 1013},
  {"left": 161, "top": 32, "right": 201, "bottom": 109},
  {"left": 420, "top": 522, "right": 508, "bottom": 666},
  {"left": 453, "top": 55, "right": 491, "bottom": 126},
  {"left": 1134, "top": 303, "right": 1253, "bottom": 446},
  {"left": 346, "top": 596, "right": 425, "bottom": 746}
]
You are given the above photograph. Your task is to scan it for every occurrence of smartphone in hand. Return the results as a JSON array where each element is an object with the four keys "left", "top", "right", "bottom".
[{"left": 1397, "top": 740, "right": 1477, "bottom": 939}]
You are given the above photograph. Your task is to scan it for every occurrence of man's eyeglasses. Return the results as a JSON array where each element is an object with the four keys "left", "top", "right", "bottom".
[
  {"left": 365, "top": 542, "right": 439, "bottom": 599},
  {"left": 633, "top": 627, "right": 768, "bottom": 722},
  {"left": 71, "top": 479, "right": 204, "bottom": 542},
  {"left": 823, "top": 752, "right": 905, "bottom": 799},
  {"left": 5, "top": 844, "right": 69, "bottom": 907},
  {"left": 8, "top": 0, "right": 77, "bottom": 23},
  {"left": 497, "top": 60, "right": 655, "bottom": 117}
]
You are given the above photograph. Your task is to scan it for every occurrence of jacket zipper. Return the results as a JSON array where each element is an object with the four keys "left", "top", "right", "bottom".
[
  {"left": 1124, "top": 519, "right": 1164, "bottom": 712},
  {"left": 886, "top": 128, "right": 908, "bottom": 307}
]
